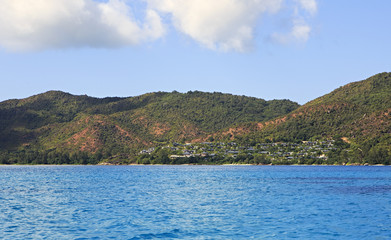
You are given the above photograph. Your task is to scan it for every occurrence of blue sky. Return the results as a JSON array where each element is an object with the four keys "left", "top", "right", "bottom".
[{"left": 0, "top": 0, "right": 390, "bottom": 104}]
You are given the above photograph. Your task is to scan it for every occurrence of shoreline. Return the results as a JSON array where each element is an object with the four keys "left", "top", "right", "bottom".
[{"left": 0, "top": 163, "right": 388, "bottom": 166}]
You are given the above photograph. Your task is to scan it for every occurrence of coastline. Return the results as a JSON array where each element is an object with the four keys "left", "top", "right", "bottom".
[{"left": 0, "top": 163, "right": 387, "bottom": 166}]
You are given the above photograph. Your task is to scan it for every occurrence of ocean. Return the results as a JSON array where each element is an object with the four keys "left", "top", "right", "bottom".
[{"left": 1, "top": 165, "right": 390, "bottom": 239}]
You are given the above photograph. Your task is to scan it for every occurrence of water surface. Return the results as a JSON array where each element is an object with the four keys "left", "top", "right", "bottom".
[{"left": 1, "top": 165, "right": 390, "bottom": 239}]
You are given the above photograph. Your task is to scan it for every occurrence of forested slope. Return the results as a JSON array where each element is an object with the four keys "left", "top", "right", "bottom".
[
  {"left": 224, "top": 72, "right": 391, "bottom": 164},
  {"left": 0, "top": 90, "right": 299, "bottom": 164},
  {"left": 1, "top": 73, "right": 390, "bottom": 165}
]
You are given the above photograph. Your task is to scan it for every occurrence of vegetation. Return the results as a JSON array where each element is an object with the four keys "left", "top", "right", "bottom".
[
  {"left": 223, "top": 72, "right": 391, "bottom": 164},
  {"left": 134, "top": 140, "right": 340, "bottom": 165},
  {"left": 1, "top": 73, "right": 390, "bottom": 165},
  {"left": 0, "top": 90, "right": 298, "bottom": 164}
]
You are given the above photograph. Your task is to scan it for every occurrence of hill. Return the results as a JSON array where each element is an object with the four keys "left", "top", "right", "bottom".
[
  {"left": 220, "top": 72, "right": 391, "bottom": 164},
  {"left": 1, "top": 72, "right": 390, "bottom": 165},
  {"left": 0, "top": 91, "right": 299, "bottom": 164}
]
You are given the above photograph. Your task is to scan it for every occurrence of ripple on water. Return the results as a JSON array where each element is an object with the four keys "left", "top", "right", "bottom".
[{"left": 0, "top": 165, "right": 390, "bottom": 239}]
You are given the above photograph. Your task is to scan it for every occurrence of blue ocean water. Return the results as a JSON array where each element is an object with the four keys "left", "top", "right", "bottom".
[{"left": 0, "top": 165, "right": 390, "bottom": 239}]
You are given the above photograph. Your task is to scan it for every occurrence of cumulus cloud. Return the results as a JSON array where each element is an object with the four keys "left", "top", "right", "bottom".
[
  {"left": 148, "top": 0, "right": 317, "bottom": 52},
  {"left": 147, "top": 0, "right": 283, "bottom": 52},
  {"left": 296, "top": 0, "right": 317, "bottom": 15},
  {"left": 0, "top": 0, "right": 164, "bottom": 51},
  {"left": 271, "top": 0, "right": 317, "bottom": 45},
  {"left": 0, "top": 0, "right": 317, "bottom": 52},
  {"left": 271, "top": 21, "right": 311, "bottom": 44}
]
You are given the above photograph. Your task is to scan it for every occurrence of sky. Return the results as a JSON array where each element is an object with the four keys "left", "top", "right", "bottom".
[{"left": 0, "top": 0, "right": 390, "bottom": 104}]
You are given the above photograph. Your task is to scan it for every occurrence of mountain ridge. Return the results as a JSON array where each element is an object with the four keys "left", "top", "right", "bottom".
[
  {"left": 0, "top": 90, "right": 300, "bottom": 164},
  {"left": 217, "top": 72, "right": 391, "bottom": 164},
  {"left": 0, "top": 72, "right": 390, "bottom": 164}
]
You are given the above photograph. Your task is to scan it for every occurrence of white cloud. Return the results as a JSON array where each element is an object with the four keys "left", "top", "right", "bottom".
[
  {"left": 148, "top": 0, "right": 317, "bottom": 52},
  {"left": 296, "top": 0, "right": 317, "bottom": 15},
  {"left": 272, "top": 22, "right": 311, "bottom": 44},
  {"left": 0, "top": 0, "right": 165, "bottom": 51},
  {"left": 148, "top": 0, "right": 284, "bottom": 52},
  {"left": 291, "top": 23, "right": 311, "bottom": 42},
  {"left": 0, "top": 0, "right": 317, "bottom": 52},
  {"left": 271, "top": 0, "right": 317, "bottom": 45}
]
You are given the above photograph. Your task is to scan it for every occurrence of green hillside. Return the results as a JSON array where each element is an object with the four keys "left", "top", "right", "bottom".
[
  {"left": 1, "top": 73, "right": 390, "bottom": 165},
  {"left": 228, "top": 72, "right": 391, "bottom": 164},
  {"left": 0, "top": 90, "right": 299, "bottom": 164}
]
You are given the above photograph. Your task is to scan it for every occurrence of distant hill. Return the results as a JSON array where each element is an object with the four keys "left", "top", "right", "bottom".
[
  {"left": 0, "top": 90, "right": 299, "bottom": 164},
  {"left": 220, "top": 72, "right": 391, "bottom": 164},
  {"left": 1, "top": 73, "right": 390, "bottom": 165}
]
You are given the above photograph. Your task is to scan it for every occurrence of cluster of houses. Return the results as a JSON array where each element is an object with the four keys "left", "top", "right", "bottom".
[{"left": 140, "top": 140, "right": 336, "bottom": 162}]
